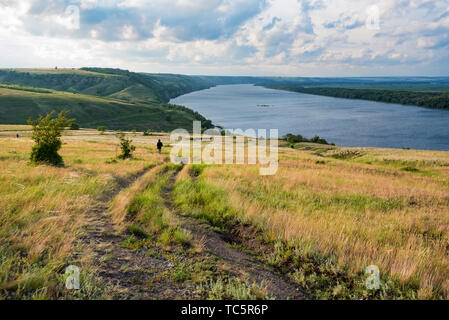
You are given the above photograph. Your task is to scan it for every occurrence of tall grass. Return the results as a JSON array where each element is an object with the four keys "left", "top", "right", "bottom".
[
  {"left": 174, "top": 147, "right": 449, "bottom": 299},
  {"left": 0, "top": 131, "right": 164, "bottom": 299}
]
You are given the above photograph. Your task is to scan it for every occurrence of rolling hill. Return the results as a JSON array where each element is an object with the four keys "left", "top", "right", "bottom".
[{"left": 0, "top": 68, "right": 214, "bottom": 131}]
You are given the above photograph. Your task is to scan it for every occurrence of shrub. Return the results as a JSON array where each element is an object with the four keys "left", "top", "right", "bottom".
[
  {"left": 143, "top": 129, "right": 152, "bottom": 136},
  {"left": 70, "top": 123, "right": 80, "bottom": 130},
  {"left": 97, "top": 126, "right": 105, "bottom": 133},
  {"left": 117, "top": 133, "right": 136, "bottom": 159},
  {"left": 27, "top": 110, "right": 74, "bottom": 165}
]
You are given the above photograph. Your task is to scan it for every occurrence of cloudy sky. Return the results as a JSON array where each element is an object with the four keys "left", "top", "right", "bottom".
[{"left": 1, "top": 0, "right": 449, "bottom": 76}]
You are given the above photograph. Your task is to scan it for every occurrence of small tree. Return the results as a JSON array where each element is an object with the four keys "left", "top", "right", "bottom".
[
  {"left": 28, "top": 110, "right": 74, "bottom": 165},
  {"left": 117, "top": 133, "right": 135, "bottom": 159}
]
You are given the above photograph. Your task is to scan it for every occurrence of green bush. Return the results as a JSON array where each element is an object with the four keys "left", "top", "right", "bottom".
[
  {"left": 97, "top": 126, "right": 105, "bottom": 132},
  {"left": 28, "top": 110, "right": 74, "bottom": 165},
  {"left": 117, "top": 133, "right": 136, "bottom": 159},
  {"left": 70, "top": 123, "right": 80, "bottom": 130}
]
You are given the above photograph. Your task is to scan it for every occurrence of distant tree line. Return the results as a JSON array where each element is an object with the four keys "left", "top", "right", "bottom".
[{"left": 267, "top": 85, "right": 449, "bottom": 110}]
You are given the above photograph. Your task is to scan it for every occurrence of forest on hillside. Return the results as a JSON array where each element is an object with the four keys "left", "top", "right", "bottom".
[{"left": 266, "top": 85, "right": 449, "bottom": 110}]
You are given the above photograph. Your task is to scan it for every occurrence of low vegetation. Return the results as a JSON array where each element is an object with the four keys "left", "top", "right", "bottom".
[{"left": 203, "top": 277, "right": 270, "bottom": 300}]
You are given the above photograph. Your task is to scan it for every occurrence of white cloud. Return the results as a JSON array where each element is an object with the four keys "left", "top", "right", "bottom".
[{"left": 0, "top": 0, "right": 448, "bottom": 76}]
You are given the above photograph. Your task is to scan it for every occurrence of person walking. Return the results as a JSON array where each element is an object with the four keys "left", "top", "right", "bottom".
[{"left": 157, "top": 139, "right": 163, "bottom": 154}]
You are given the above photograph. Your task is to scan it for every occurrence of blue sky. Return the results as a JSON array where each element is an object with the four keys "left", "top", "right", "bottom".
[{"left": 1, "top": 0, "right": 449, "bottom": 76}]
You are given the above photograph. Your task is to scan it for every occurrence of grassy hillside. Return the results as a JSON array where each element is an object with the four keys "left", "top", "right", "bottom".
[
  {"left": 0, "top": 85, "right": 212, "bottom": 131},
  {"left": 174, "top": 145, "right": 449, "bottom": 299},
  {"left": 0, "top": 126, "right": 447, "bottom": 299},
  {"left": 0, "top": 69, "right": 214, "bottom": 131},
  {"left": 0, "top": 68, "right": 214, "bottom": 103}
]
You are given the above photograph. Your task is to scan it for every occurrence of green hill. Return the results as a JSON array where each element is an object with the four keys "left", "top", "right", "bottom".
[
  {"left": 0, "top": 83, "right": 212, "bottom": 131},
  {"left": 0, "top": 68, "right": 214, "bottom": 131}
]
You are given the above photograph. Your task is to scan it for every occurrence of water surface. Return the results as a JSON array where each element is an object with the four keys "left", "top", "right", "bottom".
[{"left": 171, "top": 84, "right": 449, "bottom": 150}]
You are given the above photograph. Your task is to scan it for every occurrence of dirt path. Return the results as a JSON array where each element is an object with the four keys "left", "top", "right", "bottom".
[
  {"left": 75, "top": 166, "right": 197, "bottom": 299},
  {"left": 162, "top": 171, "right": 308, "bottom": 300},
  {"left": 75, "top": 164, "right": 307, "bottom": 300}
]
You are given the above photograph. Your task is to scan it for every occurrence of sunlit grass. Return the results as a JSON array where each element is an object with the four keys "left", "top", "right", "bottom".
[
  {"left": 0, "top": 131, "right": 165, "bottom": 299},
  {"left": 174, "top": 146, "right": 449, "bottom": 299},
  {"left": 112, "top": 163, "right": 191, "bottom": 247},
  {"left": 1, "top": 126, "right": 448, "bottom": 299}
]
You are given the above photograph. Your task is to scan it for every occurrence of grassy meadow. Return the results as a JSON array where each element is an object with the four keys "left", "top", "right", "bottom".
[
  {"left": 0, "top": 126, "right": 167, "bottom": 299},
  {"left": 0, "top": 125, "right": 448, "bottom": 299},
  {"left": 173, "top": 144, "right": 449, "bottom": 299}
]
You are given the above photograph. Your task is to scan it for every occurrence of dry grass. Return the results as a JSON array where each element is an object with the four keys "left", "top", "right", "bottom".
[
  {"left": 109, "top": 166, "right": 163, "bottom": 228},
  {"left": 1, "top": 124, "right": 448, "bottom": 299},
  {"left": 0, "top": 127, "right": 166, "bottom": 299},
  {"left": 197, "top": 146, "right": 449, "bottom": 299}
]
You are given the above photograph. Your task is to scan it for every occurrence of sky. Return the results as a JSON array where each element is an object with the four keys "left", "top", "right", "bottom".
[{"left": 1, "top": 0, "right": 449, "bottom": 76}]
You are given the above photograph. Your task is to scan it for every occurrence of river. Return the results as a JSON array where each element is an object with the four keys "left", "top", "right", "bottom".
[{"left": 170, "top": 84, "right": 449, "bottom": 150}]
